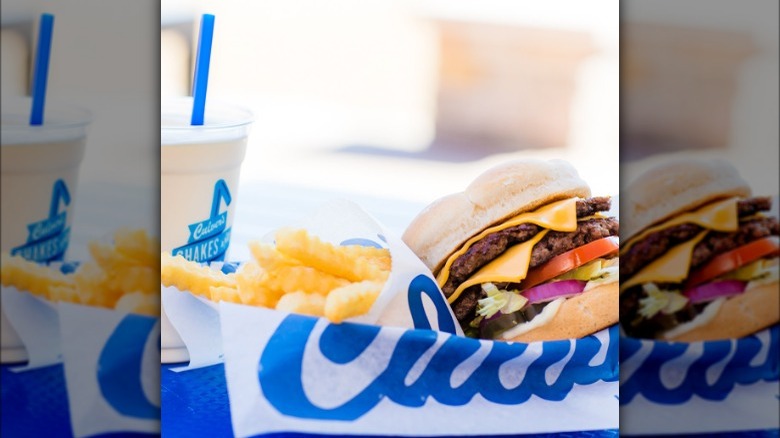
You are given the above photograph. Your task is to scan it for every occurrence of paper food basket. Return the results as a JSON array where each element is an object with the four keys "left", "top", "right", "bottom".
[
  {"left": 1, "top": 261, "right": 161, "bottom": 437},
  {"left": 619, "top": 327, "right": 779, "bottom": 436},
  {"left": 161, "top": 200, "right": 619, "bottom": 437}
]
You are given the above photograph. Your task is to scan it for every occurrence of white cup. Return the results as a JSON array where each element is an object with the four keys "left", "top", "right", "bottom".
[
  {"left": 161, "top": 98, "right": 252, "bottom": 363},
  {"left": 1, "top": 98, "right": 90, "bottom": 363},
  {"left": 1, "top": 98, "right": 90, "bottom": 262}
]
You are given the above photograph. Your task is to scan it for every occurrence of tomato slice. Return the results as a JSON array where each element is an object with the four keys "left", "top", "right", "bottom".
[
  {"left": 520, "top": 236, "right": 619, "bottom": 290},
  {"left": 686, "top": 236, "right": 780, "bottom": 288}
]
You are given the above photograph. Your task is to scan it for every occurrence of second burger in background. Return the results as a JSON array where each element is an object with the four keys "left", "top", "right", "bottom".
[{"left": 403, "top": 159, "right": 619, "bottom": 342}]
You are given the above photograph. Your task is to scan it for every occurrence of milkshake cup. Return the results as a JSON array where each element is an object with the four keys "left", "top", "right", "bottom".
[
  {"left": 161, "top": 97, "right": 252, "bottom": 363},
  {"left": 1, "top": 98, "right": 90, "bottom": 262},
  {"left": 1, "top": 97, "right": 90, "bottom": 364}
]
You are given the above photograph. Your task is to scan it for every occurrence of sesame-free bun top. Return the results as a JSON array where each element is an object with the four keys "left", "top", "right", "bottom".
[
  {"left": 623, "top": 158, "right": 751, "bottom": 241},
  {"left": 403, "top": 159, "right": 590, "bottom": 274}
]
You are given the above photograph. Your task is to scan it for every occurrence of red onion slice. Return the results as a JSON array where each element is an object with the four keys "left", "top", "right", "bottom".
[
  {"left": 522, "top": 280, "right": 587, "bottom": 304},
  {"left": 684, "top": 280, "right": 746, "bottom": 304}
]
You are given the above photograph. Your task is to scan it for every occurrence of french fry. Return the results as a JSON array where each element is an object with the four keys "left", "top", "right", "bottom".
[
  {"left": 276, "top": 291, "right": 326, "bottom": 317},
  {"left": 160, "top": 228, "right": 391, "bottom": 323},
  {"left": 113, "top": 228, "right": 159, "bottom": 265},
  {"left": 324, "top": 280, "right": 384, "bottom": 323},
  {"left": 265, "top": 265, "right": 350, "bottom": 295},
  {"left": 161, "top": 252, "right": 235, "bottom": 298},
  {"left": 71, "top": 262, "right": 111, "bottom": 306},
  {"left": 0, "top": 253, "right": 73, "bottom": 299},
  {"left": 274, "top": 228, "right": 386, "bottom": 282},
  {"left": 235, "top": 261, "right": 283, "bottom": 307},
  {"left": 209, "top": 286, "right": 241, "bottom": 303},
  {"left": 48, "top": 285, "right": 82, "bottom": 304},
  {"left": 119, "top": 266, "right": 157, "bottom": 295},
  {"left": 115, "top": 291, "right": 160, "bottom": 316},
  {"left": 1, "top": 230, "right": 161, "bottom": 313},
  {"left": 89, "top": 240, "right": 136, "bottom": 271},
  {"left": 248, "top": 241, "right": 300, "bottom": 270},
  {"left": 342, "top": 246, "right": 392, "bottom": 272}
]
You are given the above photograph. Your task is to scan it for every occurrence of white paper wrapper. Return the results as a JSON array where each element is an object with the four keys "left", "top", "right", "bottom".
[
  {"left": 620, "top": 327, "right": 780, "bottom": 435},
  {"left": 0, "top": 263, "right": 161, "bottom": 437},
  {"left": 161, "top": 199, "right": 463, "bottom": 368},
  {"left": 59, "top": 302, "right": 161, "bottom": 437},
  {"left": 221, "top": 304, "right": 618, "bottom": 437},
  {"left": 1, "top": 285, "right": 61, "bottom": 368}
]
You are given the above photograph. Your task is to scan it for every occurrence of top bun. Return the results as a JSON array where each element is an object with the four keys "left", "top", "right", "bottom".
[
  {"left": 623, "top": 158, "right": 751, "bottom": 241},
  {"left": 403, "top": 159, "right": 590, "bottom": 273}
]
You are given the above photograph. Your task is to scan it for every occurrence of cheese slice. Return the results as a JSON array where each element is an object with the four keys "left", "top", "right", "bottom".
[
  {"left": 437, "top": 197, "right": 578, "bottom": 288},
  {"left": 447, "top": 229, "right": 549, "bottom": 303},
  {"left": 621, "top": 197, "right": 738, "bottom": 255},
  {"left": 620, "top": 230, "right": 708, "bottom": 293}
]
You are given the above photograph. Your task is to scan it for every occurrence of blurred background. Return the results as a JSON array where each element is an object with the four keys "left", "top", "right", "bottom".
[
  {"left": 161, "top": 0, "right": 619, "bottom": 259},
  {"left": 621, "top": 0, "right": 779, "bottom": 194},
  {"left": 1, "top": 0, "right": 159, "bottom": 260}
]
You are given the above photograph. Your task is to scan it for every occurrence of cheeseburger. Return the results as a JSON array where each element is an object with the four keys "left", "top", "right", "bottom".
[
  {"left": 620, "top": 159, "right": 779, "bottom": 341},
  {"left": 403, "top": 159, "right": 619, "bottom": 342}
]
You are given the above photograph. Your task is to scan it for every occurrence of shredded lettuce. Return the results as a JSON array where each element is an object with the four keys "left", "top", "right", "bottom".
[
  {"left": 476, "top": 283, "right": 528, "bottom": 319},
  {"left": 553, "top": 258, "right": 618, "bottom": 292},
  {"left": 638, "top": 283, "right": 688, "bottom": 319},
  {"left": 724, "top": 258, "right": 778, "bottom": 283},
  {"left": 557, "top": 258, "right": 618, "bottom": 282},
  {"left": 746, "top": 259, "right": 779, "bottom": 289},
  {"left": 504, "top": 292, "right": 528, "bottom": 313}
]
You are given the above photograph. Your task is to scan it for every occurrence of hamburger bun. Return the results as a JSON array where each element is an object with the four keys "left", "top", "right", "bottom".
[
  {"left": 403, "top": 159, "right": 590, "bottom": 274},
  {"left": 623, "top": 158, "right": 751, "bottom": 241},
  {"left": 505, "top": 281, "right": 618, "bottom": 343},
  {"left": 664, "top": 282, "right": 780, "bottom": 342}
]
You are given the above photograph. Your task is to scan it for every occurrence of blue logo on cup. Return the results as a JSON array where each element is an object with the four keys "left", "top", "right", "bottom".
[
  {"left": 11, "top": 179, "right": 71, "bottom": 262},
  {"left": 172, "top": 179, "right": 232, "bottom": 262}
]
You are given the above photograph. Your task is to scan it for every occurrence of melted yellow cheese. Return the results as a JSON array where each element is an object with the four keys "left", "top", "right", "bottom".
[
  {"left": 621, "top": 197, "right": 739, "bottom": 255},
  {"left": 447, "top": 230, "right": 549, "bottom": 303},
  {"left": 436, "top": 198, "right": 578, "bottom": 288},
  {"left": 620, "top": 230, "right": 708, "bottom": 293}
]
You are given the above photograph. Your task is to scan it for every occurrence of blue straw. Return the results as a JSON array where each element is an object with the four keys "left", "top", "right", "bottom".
[
  {"left": 190, "top": 14, "right": 215, "bottom": 126},
  {"left": 30, "top": 13, "right": 54, "bottom": 126}
]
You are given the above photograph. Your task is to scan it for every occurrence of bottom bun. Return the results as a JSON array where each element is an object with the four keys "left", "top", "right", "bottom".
[
  {"left": 664, "top": 281, "right": 780, "bottom": 342},
  {"left": 505, "top": 281, "right": 618, "bottom": 343}
]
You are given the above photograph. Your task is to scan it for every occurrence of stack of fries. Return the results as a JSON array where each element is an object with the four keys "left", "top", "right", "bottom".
[
  {"left": 0, "top": 229, "right": 160, "bottom": 316},
  {"left": 161, "top": 228, "right": 392, "bottom": 323}
]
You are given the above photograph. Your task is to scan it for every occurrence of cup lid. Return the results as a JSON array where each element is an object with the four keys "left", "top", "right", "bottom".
[
  {"left": 161, "top": 97, "right": 253, "bottom": 145},
  {"left": 2, "top": 97, "right": 91, "bottom": 145}
]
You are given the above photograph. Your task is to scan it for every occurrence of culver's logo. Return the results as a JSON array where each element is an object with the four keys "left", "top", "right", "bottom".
[
  {"left": 97, "top": 314, "right": 161, "bottom": 420},
  {"left": 173, "top": 179, "right": 232, "bottom": 263},
  {"left": 11, "top": 179, "right": 71, "bottom": 262},
  {"left": 620, "top": 325, "right": 779, "bottom": 405},
  {"left": 257, "top": 276, "right": 618, "bottom": 421}
]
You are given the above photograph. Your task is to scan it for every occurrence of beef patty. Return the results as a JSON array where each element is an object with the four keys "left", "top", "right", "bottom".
[
  {"left": 620, "top": 197, "right": 776, "bottom": 279},
  {"left": 445, "top": 197, "right": 618, "bottom": 323}
]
